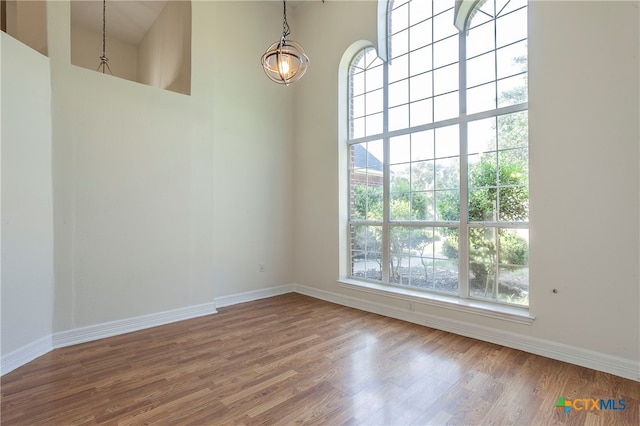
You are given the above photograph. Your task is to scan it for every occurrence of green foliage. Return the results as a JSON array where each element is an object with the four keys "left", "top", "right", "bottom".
[
  {"left": 468, "top": 156, "right": 528, "bottom": 222},
  {"left": 442, "top": 235, "right": 458, "bottom": 259},
  {"left": 353, "top": 184, "right": 382, "bottom": 220},
  {"left": 500, "top": 230, "right": 528, "bottom": 266}
]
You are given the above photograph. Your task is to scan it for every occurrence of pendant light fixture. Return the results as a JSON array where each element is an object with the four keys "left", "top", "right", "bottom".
[
  {"left": 260, "top": 0, "right": 309, "bottom": 86},
  {"left": 96, "top": 0, "right": 112, "bottom": 74}
]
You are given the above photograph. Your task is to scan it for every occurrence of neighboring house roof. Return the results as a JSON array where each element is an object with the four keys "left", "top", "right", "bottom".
[{"left": 353, "top": 144, "right": 383, "bottom": 172}]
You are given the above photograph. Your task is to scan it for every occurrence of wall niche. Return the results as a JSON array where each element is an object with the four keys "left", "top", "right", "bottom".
[
  {"left": 70, "top": 0, "right": 191, "bottom": 95},
  {"left": 1, "top": 0, "right": 48, "bottom": 56}
]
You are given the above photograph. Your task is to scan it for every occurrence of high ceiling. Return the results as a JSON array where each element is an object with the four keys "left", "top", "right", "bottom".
[{"left": 70, "top": 0, "right": 168, "bottom": 45}]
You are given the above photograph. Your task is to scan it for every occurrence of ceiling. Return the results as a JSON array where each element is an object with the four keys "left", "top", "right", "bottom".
[
  {"left": 70, "top": 0, "right": 318, "bottom": 46},
  {"left": 71, "top": 0, "right": 168, "bottom": 45}
]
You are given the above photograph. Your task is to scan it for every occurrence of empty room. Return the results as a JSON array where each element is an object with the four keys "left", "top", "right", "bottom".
[{"left": 1, "top": 0, "right": 639, "bottom": 424}]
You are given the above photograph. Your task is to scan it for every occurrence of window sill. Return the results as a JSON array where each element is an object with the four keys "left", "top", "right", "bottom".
[{"left": 337, "top": 278, "right": 535, "bottom": 325}]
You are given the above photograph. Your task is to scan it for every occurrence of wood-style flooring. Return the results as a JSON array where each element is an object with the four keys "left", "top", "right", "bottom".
[{"left": 1, "top": 293, "right": 638, "bottom": 425}]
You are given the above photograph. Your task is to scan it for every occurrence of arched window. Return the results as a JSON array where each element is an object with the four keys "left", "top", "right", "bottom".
[{"left": 346, "top": 0, "right": 529, "bottom": 307}]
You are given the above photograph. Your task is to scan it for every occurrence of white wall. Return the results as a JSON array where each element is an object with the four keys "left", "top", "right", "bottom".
[
  {"left": 48, "top": 0, "right": 294, "bottom": 332},
  {"left": 137, "top": 1, "right": 191, "bottom": 95},
  {"left": 70, "top": 24, "right": 138, "bottom": 82},
  {"left": 293, "top": 0, "right": 639, "bottom": 375},
  {"left": 1, "top": 33, "right": 54, "bottom": 360}
]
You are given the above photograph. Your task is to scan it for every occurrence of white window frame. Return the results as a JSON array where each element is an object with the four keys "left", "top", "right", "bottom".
[{"left": 339, "top": 0, "right": 533, "bottom": 324}]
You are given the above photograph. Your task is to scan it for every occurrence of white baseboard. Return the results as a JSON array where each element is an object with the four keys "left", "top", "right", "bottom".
[
  {"left": 214, "top": 284, "right": 294, "bottom": 308},
  {"left": 53, "top": 302, "right": 218, "bottom": 349},
  {"left": 292, "top": 284, "right": 640, "bottom": 382},
  {"left": 4, "top": 284, "right": 638, "bottom": 382},
  {"left": 1, "top": 335, "right": 52, "bottom": 376}
]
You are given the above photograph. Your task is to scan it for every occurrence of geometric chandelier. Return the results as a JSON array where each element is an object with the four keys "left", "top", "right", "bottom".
[{"left": 260, "top": 0, "right": 309, "bottom": 86}]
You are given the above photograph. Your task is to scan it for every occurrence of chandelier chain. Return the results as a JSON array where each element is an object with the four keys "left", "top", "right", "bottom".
[
  {"left": 102, "top": 0, "right": 106, "bottom": 57},
  {"left": 281, "top": 0, "right": 290, "bottom": 40}
]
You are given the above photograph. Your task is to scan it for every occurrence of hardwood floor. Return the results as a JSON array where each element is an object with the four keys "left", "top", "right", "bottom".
[{"left": 1, "top": 293, "right": 638, "bottom": 425}]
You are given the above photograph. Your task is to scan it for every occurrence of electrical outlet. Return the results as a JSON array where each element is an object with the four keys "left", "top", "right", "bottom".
[{"left": 259, "top": 263, "right": 265, "bottom": 272}]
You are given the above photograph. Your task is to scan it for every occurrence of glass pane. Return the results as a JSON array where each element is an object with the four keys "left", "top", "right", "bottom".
[
  {"left": 436, "top": 190, "right": 459, "bottom": 221},
  {"left": 467, "top": 51, "right": 496, "bottom": 88},
  {"left": 366, "top": 65, "right": 384, "bottom": 91},
  {"left": 351, "top": 117, "right": 365, "bottom": 139},
  {"left": 364, "top": 48, "right": 382, "bottom": 69},
  {"left": 350, "top": 143, "right": 384, "bottom": 220},
  {"left": 433, "top": 63, "right": 458, "bottom": 95},
  {"left": 469, "top": 152, "right": 497, "bottom": 188},
  {"left": 469, "top": 188, "right": 497, "bottom": 221},
  {"left": 433, "top": 8, "right": 456, "bottom": 41},
  {"left": 499, "top": 0, "right": 527, "bottom": 17},
  {"left": 353, "top": 94, "right": 367, "bottom": 120},
  {"left": 409, "top": 72, "right": 433, "bottom": 102},
  {"left": 433, "top": 92, "right": 459, "bottom": 122},
  {"left": 390, "top": 135, "right": 411, "bottom": 164},
  {"left": 393, "top": 227, "right": 460, "bottom": 292},
  {"left": 410, "top": 0, "right": 432, "bottom": 25},
  {"left": 467, "top": 22, "right": 495, "bottom": 58},
  {"left": 410, "top": 47, "right": 432, "bottom": 76},
  {"left": 498, "top": 186, "right": 528, "bottom": 222},
  {"left": 435, "top": 159, "right": 459, "bottom": 190},
  {"left": 434, "top": 260, "right": 458, "bottom": 293},
  {"left": 410, "top": 192, "right": 432, "bottom": 220},
  {"left": 497, "top": 266, "right": 528, "bottom": 305},
  {"left": 389, "top": 104, "right": 409, "bottom": 131},
  {"left": 468, "top": 117, "right": 497, "bottom": 155},
  {"left": 365, "top": 88, "right": 383, "bottom": 114},
  {"left": 498, "top": 111, "right": 528, "bottom": 149},
  {"left": 410, "top": 19, "right": 432, "bottom": 51},
  {"left": 497, "top": 74, "right": 527, "bottom": 107},
  {"left": 389, "top": 226, "right": 410, "bottom": 284},
  {"left": 499, "top": 228, "right": 529, "bottom": 266},
  {"left": 390, "top": 161, "right": 409, "bottom": 181},
  {"left": 350, "top": 224, "right": 383, "bottom": 282},
  {"left": 390, "top": 192, "right": 411, "bottom": 220},
  {"left": 365, "top": 112, "right": 383, "bottom": 136},
  {"left": 433, "top": 36, "right": 458, "bottom": 68},
  {"left": 478, "top": 0, "right": 495, "bottom": 18},
  {"left": 498, "top": 149, "right": 528, "bottom": 185},
  {"left": 496, "top": 40, "right": 527, "bottom": 80},
  {"left": 469, "top": 227, "right": 498, "bottom": 299},
  {"left": 469, "top": 7, "right": 493, "bottom": 28},
  {"left": 411, "top": 160, "right": 434, "bottom": 191},
  {"left": 368, "top": 139, "right": 384, "bottom": 162},
  {"left": 390, "top": 2, "right": 409, "bottom": 34},
  {"left": 410, "top": 98, "right": 433, "bottom": 127},
  {"left": 351, "top": 71, "right": 365, "bottom": 96},
  {"left": 389, "top": 79, "right": 409, "bottom": 107},
  {"left": 389, "top": 54, "right": 409, "bottom": 83},
  {"left": 435, "top": 125, "right": 459, "bottom": 158},
  {"left": 497, "top": 227, "right": 529, "bottom": 305},
  {"left": 391, "top": 29, "right": 410, "bottom": 57},
  {"left": 467, "top": 82, "right": 496, "bottom": 114},
  {"left": 411, "top": 130, "right": 434, "bottom": 161},
  {"left": 496, "top": 8, "right": 527, "bottom": 48}
]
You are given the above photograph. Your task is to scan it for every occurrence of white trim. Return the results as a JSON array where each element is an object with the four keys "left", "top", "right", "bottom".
[
  {"left": 4, "top": 285, "right": 638, "bottom": 382},
  {"left": 293, "top": 284, "right": 639, "bottom": 382},
  {"left": 1, "top": 335, "right": 53, "bottom": 376},
  {"left": 214, "top": 285, "right": 294, "bottom": 308},
  {"left": 53, "top": 302, "right": 218, "bottom": 349},
  {"left": 337, "top": 278, "right": 534, "bottom": 325}
]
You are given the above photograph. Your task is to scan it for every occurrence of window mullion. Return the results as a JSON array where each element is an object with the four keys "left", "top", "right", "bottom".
[
  {"left": 458, "top": 26, "right": 470, "bottom": 300},
  {"left": 381, "top": 53, "right": 390, "bottom": 285}
]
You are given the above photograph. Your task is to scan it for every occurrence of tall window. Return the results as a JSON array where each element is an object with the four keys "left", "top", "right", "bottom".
[{"left": 347, "top": 0, "right": 529, "bottom": 307}]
